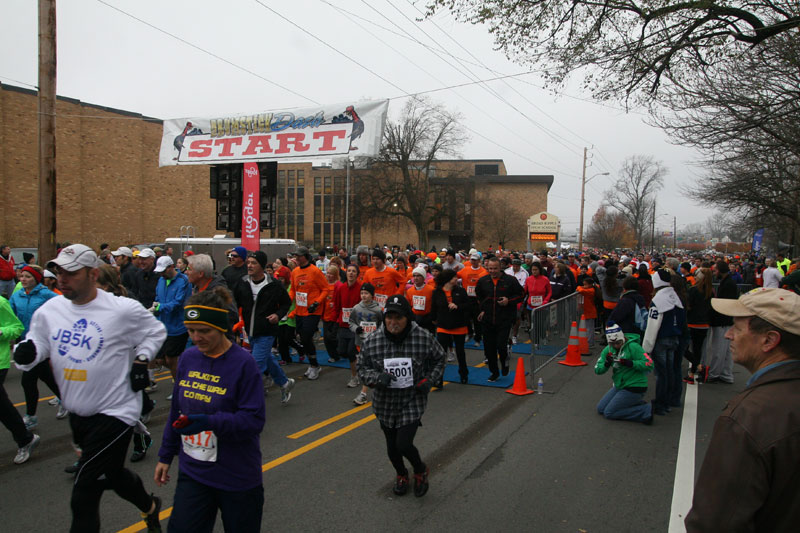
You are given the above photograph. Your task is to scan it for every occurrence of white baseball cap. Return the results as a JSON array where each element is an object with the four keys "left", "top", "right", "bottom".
[
  {"left": 138, "top": 248, "right": 156, "bottom": 259},
  {"left": 47, "top": 244, "right": 100, "bottom": 272},
  {"left": 111, "top": 246, "right": 133, "bottom": 258},
  {"left": 153, "top": 256, "right": 174, "bottom": 273}
]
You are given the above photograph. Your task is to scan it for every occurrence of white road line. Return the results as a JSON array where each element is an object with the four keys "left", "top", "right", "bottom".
[{"left": 668, "top": 383, "right": 698, "bottom": 532}]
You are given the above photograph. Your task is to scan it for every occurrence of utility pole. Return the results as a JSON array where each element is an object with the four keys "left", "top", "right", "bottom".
[
  {"left": 673, "top": 216, "right": 677, "bottom": 250},
  {"left": 578, "top": 147, "right": 587, "bottom": 251},
  {"left": 38, "top": 0, "right": 57, "bottom": 264},
  {"left": 651, "top": 199, "right": 656, "bottom": 254}
]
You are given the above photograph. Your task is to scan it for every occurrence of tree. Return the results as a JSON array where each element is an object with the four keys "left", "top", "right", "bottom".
[
  {"left": 604, "top": 155, "right": 667, "bottom": 249},
  {"left": 425, "top": 1, "right": 800, "bottom": 103},
  {"left": 357, "top": 97, "right": 468, "bottom": 250},
  {"left": 585, "top": 205, "right": 637, "bottom": 249},
  {"left": 478, "top": 202, "right": 524, "bottom": 249}
]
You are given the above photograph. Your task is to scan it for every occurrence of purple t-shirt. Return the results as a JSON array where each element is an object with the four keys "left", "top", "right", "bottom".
[{"left": 159, "top": 343, "right": 265, "bottom": 490}]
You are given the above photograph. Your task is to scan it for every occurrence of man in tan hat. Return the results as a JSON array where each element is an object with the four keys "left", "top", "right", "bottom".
[{"left": 685, "top": 288, "right": 800, "bottom": 532}]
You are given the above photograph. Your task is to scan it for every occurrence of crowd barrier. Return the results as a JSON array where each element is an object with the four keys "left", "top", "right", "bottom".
[
  {"left": 712, "top": 283, "right": 753, "bottom": 296},
  {"left": 527, "top": 292, "right": 582, "bottom": 381}
]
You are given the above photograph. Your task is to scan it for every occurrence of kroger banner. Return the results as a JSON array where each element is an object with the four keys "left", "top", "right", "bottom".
[
  {"left": 159, "top": 99, "right": 389, "bottom": 166},
  {"left": 752, "top": 228, "right": 765, "bottom": 252}
]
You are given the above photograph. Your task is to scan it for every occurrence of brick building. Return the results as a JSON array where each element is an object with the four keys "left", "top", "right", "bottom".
[{"left": 1, "top": 83, "right": 552, "bottom": 253}]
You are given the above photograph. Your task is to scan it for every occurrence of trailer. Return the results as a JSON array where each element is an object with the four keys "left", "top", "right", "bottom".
[{"left": 165, "top": 235, "right": 298, "bottom": 274}]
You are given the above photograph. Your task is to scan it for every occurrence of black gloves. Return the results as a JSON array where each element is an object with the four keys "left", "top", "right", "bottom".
[
  {"left": 130, "top": 357, "right": 149, "bottom": 391},
  {"left": 308, "top": 302, "right": 319, "bottom": 313},
  {"left": 618, "top": 358, "right": 633, "bottom": 368},
  {"left": 415, "top": 378, "right": 432, "bottom": 394},
  {"left": 356, "top": 326, "right": 364, "bottom": 335},
  {"left": 604, "top": 353, "right": 614, "bottom": 368},
  {"left": 13, "top": 340, "right": 37, "bottom": 365},
  {"left": 376, "top": 372, "right": 396, "bottom": 388}
]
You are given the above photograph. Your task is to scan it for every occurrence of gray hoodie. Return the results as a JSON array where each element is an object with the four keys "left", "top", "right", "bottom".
[{"left": 349, "top": 299, "right": 383, "bottom": 347}]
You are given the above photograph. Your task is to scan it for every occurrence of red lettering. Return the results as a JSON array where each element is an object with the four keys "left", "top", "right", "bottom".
[
  {"left": 214, "top": 137, "right": 243, "bottom": 157},
  {"left": 188, "top": 139, "right": 213, "bottom": 158},
  {"left": 242, "top": 135, "right": 274, "bottom": 155},
  {"left": 275, "top": 133, "right": 309, "bottom": 154},
  {"left": 313, "top": 130, "right": 346, "bottom": 151}
]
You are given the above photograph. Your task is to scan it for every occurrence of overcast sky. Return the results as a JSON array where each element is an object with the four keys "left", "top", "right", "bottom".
[{"left": 1, "top": 0, "right": 709, "bottom": 237}]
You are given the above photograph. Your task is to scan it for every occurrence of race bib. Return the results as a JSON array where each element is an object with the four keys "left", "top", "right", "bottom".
[
  {"left": 296, "top": 292, "right": 308, "bottom": 307},
  {"left": 181, "top": 431, "right": 217, "bottom": 462},
  {"left": 362, "top": 321, "right": 377, "bottom": 335},
  {"left": 375, "top": 293, "right": 388, "bottom": 308},
  {"left": 383, "top": 357, "right": 414, "bottom": 388},
  {"left": 466, "top": 285, "right": 476, "bottom": 296},
  {"left": 530, "top": 295, "right": 543, "bottom": 307},
  {"left": 342, "top": 307, "right": 352, "bottom": 322},
  {"left": 412, "top": 295, "right": 426, "bottom": 311}
]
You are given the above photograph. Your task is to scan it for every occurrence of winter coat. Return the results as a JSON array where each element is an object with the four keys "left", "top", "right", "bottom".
[{"left": 9, "top": 283, "right": 57, "bottom": 337}]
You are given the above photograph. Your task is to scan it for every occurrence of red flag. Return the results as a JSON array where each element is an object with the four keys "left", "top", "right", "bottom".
[{"left": 241, "top": 163, "right": 260, "bottom": 251}]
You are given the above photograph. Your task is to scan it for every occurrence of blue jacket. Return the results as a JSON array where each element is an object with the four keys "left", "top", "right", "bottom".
[
  {"left": 9, "top": 283, "right": 57, "bottom": 338},
  {"left": 155, "top": 272, "right": 191, "bottom": 336}
]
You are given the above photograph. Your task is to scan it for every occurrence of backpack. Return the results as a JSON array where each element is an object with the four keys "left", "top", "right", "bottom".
[{"left": 634, "top": 303, "right": 649, "bottom": 332}]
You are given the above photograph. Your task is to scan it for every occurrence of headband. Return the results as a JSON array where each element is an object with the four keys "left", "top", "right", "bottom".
[
  {"left": 183, "top": 305, "right": 229, "bottom": 333},
  {"left": 21, "top": 265, "right": 43, "bottom": 284}
]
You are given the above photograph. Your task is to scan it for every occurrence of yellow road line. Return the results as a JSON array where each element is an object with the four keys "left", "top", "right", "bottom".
[
  {"left": 286, "top": 403, "right": 372, "bottom": 439},
  {"left": 118, "top": 413, "right": 376, "bottom": 533}
]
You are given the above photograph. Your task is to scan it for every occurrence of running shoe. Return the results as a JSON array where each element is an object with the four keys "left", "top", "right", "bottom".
[
  {"left": 303, "top": 366, "right": 312, "bottom": 378},
  {"left": 142, "top": 494, "right": 162, "bottom": 533},
  {"left": 281, "top": 378, "right": 295, "bottom": 404},
  {"left": 413, "top": 467, "right": 430, "bottom": 497},
  {"left": 393, "top": 474, "right": 409, "bottom": 496},
  {"left": 131, "top": 434, "right": 152, "bottom": 463},
  {"left": 353, "top": 391, "right": 368, "bottom": 405},
  {"left": 501, "top": 361, "right": 510, "bottom": 376},
  {"left": 14, "top": 434, "right": 40, "bottom": 464},
  {"left": 346, "top": 376, "right": 360, "bottom": 388},
  {"left": 511, "top": 336, "right": 518, "bottom": 345},
  {"left": 306, "top": 366, "right": 321, "bottom": 380},
  {"left": 48, "top": 397, "right": 60, "bottom": 406},
  {"left": 487, "top": 373, "right": 499, "bottom": 383},
  {"left": 56, "top": 404, "right": 69, "bottom": 419},
  {"left": 682, "top": 376, "right": 695, "bottom": 384},
  {"left": 263, "top": 375, "right": 274, "bottom": 389},
  {"left": 166, "top": 393, "right": 173, "bottom": 401},
  {"left": 23, "top": 415, "right": 38, "bottom": 430},
  {"left": 447, "top": 349, "right": 455, "bottom": 363},
  {"left": 144, "top": 381, "right": 158, "bottom": 393},
  {"left": 64, "top": 461, "right": 80, "bottom": 474}
]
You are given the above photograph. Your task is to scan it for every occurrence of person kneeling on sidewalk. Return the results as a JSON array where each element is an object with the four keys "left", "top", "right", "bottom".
[{"left": 595, "top": 324, "right": 654, "bottom": 425}]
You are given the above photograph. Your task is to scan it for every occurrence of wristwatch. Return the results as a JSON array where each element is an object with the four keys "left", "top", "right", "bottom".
[{"left": 135, "top": 355, "right": 148, "bottom": 364}]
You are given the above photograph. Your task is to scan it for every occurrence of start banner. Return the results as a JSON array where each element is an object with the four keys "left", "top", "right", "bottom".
[{"left": 159, "top": 99, "right": 389, "bottom": 166}]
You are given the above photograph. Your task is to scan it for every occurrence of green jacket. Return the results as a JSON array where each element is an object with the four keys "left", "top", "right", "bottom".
[
  {"left": 594, "top": 333, "right": 653, "bottom": 390},
  {"left": 0, "top": 296, "right": 24, "bottom": 370},
  {"left": 279, "top": 284, "right": 296, "bottom": 328},
  {"left": 780, "top": 269, "right": 800, "bottom": 295}
]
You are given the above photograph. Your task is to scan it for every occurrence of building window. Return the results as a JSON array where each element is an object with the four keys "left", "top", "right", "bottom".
[{"left": 475, "top": 164, "right": 499, "bottom": 175}]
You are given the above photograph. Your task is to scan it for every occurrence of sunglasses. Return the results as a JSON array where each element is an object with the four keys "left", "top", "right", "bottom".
[{"left": 227, "top": 254, "right": 238, "bottom": 259}]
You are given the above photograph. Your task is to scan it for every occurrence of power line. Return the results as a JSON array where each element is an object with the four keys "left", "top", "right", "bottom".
[
  {"left": 95, "top": 0, "right": 319, "bottom": 105},
  {"left": 0, "top": 75, "right": 37, "bottom": 89}
]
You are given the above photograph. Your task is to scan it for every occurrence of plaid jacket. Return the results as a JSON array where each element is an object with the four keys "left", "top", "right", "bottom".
[{"left": 357, "top": 321, "right": 445, "bottom": 428}]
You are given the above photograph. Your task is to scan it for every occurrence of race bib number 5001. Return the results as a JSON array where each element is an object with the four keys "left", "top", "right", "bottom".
[{"left": 383, "top": 357, "right": 413, "bottom": 388}]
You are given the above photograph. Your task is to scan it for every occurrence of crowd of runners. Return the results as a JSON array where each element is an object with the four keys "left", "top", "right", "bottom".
[{"left": 0, "top": 241, "right": 799, "bottom": 532}]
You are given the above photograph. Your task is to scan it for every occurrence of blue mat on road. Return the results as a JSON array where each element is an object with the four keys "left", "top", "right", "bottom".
[
  {"left": 286, "top": 350, "right": 518, "bottom": 389},
  {"left": 464, "top": 339, "right": 532, "bottom": 355}
]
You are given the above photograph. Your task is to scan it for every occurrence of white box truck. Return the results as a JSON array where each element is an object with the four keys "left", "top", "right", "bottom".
[{"left": 165, "top": 235, "right": 297, "bottom": 274}]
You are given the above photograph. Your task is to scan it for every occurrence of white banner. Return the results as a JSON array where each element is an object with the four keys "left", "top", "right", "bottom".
[{"left": 159, "top": 99, "right": 389, "bottom": 166}]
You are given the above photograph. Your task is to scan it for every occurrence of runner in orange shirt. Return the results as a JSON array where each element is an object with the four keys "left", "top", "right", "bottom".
[
  {"left": 406, "top": 267, "right": 435, "bottom": 334},
  {"left": 355, "top": 245, "right": 372, "bottom": 284},
  {"left": 457, "top": 252, "right": 488, "bottom": 342},
  {"left": 362, "top": 249, "right": 406, "bottom": 310},
  {"left": 289, "top": 246, "right": 329, "bottom": 380}
]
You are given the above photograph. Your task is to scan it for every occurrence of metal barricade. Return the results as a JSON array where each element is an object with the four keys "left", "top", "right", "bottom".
[
  {"left": 528, "top": 292, "right": 582, "bottom": 377},
  {"left": 712, "top": 283, "right": 753, "bottom": 296}
]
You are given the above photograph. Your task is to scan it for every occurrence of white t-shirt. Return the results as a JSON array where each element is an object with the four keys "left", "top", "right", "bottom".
[
  {"left": 504, "top": 267, "right": 528, "bottom": 286},
  {"left": 762, "top": 267, "right": 782, "bottom": 288},
  {"left": 19, "top": 290, "right": 167, "bottom": 426}
]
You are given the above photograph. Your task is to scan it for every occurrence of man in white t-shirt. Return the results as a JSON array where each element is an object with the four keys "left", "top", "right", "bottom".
[
  {"left": 14, "top": 244, "right": 166, "bottom": 532},
  {"left": 762, "top": 258, "right": 783, "bottom": 288}
]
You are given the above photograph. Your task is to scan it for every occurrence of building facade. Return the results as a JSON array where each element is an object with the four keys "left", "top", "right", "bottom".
[{"left": 1, "top": 83, "right": 552, "bottom": 253}]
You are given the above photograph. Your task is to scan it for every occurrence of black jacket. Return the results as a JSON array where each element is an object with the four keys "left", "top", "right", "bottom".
[
  {"left": 686, "top": 285, "right": 712, "bottom": 326},
  {"left": 233, "top": 275, "right": 292, "bottom": 337},
  {"left": 119, "top": 261, "right": 138, "bottom": 292},
  {"left": 608, "top": 289, "right": 646, "bottom": 337},
  {"left": 710, "top": 275, "right": 737, "bottom": 327},
  {"left": 431, "top": 286, "right": 470, "bottom": 330},
  {"left": 474, "top": 273, "right": 524, "bottom": 325},
  {"left": 222, "top": 264, "right": 248, "bottom": 300},
  {"left": 131, "top": 266, "right": 159, "bottom": 308}
]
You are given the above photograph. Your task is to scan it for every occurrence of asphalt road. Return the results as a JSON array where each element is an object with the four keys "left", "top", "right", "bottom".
[{"left": 0, "top": 337, "right": 747, "bottom": 533}]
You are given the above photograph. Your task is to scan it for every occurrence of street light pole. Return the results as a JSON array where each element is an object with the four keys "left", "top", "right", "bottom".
[
  {"left": 344, "top": 157, "right": 353, "bottom": 252},
  {"left": 578, "top": 148, "right": 609, "bottom": 251}
]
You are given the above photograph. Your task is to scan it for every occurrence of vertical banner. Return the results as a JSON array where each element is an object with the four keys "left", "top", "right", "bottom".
[
  {"left": 241, "top": 162, "right": 260, "bottom": 250},
  {"left": 752, "top": 228, "right": 765, "bottom": 252}
]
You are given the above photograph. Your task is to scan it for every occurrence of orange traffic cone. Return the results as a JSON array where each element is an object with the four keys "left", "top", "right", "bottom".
[
  {"left": 506, "top": 357, "right": 534, "bottom": 396},
  {"left": 578, "top": 315, "right": 590, "bottom": 356},
  {"left": 559, "top": 321, "right": 587, "bottom": 367}
]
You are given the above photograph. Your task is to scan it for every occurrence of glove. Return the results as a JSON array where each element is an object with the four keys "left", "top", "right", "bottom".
[
  {"left": 618, "top": 358, "right": 633, "bottom": 368},
  {"left": 376, "top": 372, "right": 396, "bottom": 388},
  {"left": 173, "top": 414, "right": 211, "bottom": 436},
  {"left": 604, "top": 353, "right": 614, "bottom": 367},
  {"left": 129, "top": 357, "right": 150, "bottom": 391},
  {"left": 356, "top": 326, "right": 364, "bottom": 335},
  {"left": 13, "top": 340, "right": 37, "bottom": 365},
  {"left": 232, "top": 319, "right": 244, "bottom": 333},
  {"left": 415, "top": 378, "right": 432, "bottom": 394},
  {"left": 172, "top": 414, "right": 191, "bottom": 429},
  {"left": 308, "top": 302, "right": 319, "bottom": 313}
]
